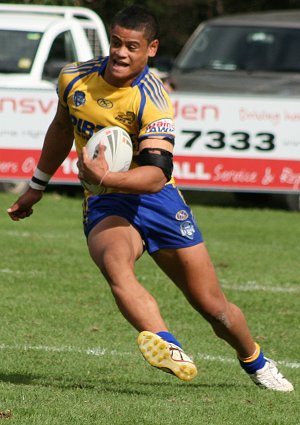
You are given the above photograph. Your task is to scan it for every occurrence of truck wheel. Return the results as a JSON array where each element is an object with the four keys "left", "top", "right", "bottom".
[
  {"left": 0, "top": 182, "right": 29, "bottom": 195},
  {"left": 233, "top": 192, "right": 270, "bottom": 207},
  {"left": 284, "top": 194, "right": 300, "bottom": 211}
]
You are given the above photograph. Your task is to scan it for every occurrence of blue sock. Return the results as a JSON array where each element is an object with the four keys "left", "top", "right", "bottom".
[
  {"left": 239, "top": 345, "right": 266, "bottom": 374},
  {"left": 156, "top": 331, "right": 182, "bottom": 348}
]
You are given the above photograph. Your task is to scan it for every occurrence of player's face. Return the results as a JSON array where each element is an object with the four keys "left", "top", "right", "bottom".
[{"left": 105, "top": 25, "right": 158, "bottom": 87}]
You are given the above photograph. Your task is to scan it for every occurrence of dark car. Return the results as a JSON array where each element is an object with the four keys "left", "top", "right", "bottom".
[
  {"left": 169, "top": 10, "right": 300, "bottom": 96},
  {"left": 167, "top": 10, "right": 300, "bottom": 210}
]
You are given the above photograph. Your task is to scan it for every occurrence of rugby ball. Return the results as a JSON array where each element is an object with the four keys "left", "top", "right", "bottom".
[{"left": 81, "top": 126, "right": 133, "bottom": 195}]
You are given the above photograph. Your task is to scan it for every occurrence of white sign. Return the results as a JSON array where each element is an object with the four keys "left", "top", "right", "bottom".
[{"left": 171, "top": 93, "right": 300, "bottom": 160}]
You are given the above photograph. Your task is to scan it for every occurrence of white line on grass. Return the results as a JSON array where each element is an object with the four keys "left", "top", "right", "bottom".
[
  {"left": 1, "top": 268, "right": 299, "bottom": 294},
  {"left": 2, "top": 230, "right": 78, "bottom": 240},
  {"left": 0, "top": 268, "right": 45, "bottom": 277},
  {"left": 221, "top": 282, "right": 300, "bottom": 293},
  {"left": 0, "top": 343, "right": 299, "bottom": 369},
  {"left": 197, "top": 354, "right": 300, "bottom": 369}
]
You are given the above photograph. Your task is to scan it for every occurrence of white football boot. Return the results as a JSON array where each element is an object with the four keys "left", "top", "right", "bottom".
[
  {"left": 137, "top": 331, "right": 197, "bottom": 381},
  {"left": 249, "top": 358, "right": 294, "bottom": 392}
]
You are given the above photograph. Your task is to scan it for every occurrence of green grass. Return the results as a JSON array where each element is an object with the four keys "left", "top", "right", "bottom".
[{"left": 0, "top": 191, "right": 299, "bottom": 424}]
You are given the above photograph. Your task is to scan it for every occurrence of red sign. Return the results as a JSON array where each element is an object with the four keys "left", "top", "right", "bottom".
[
  {"left": 0, "top": 149, "right": 79, "bottom": 182},
  {"left": 1, "top": 149, "right": 300, "bottom": 192},
  {"left": 173, "top": 155, "right": 300, "bottom": 192}
]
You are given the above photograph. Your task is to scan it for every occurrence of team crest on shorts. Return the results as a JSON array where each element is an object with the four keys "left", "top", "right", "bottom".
[
  {"left": 175, "top": 210, "right": 189, "bottom": 221},
  {"left": 73, "top": 91, "right": 86, "bottom": 107},
  {"left": 180, "top": 221, "right": 195, "bottom": 240}
]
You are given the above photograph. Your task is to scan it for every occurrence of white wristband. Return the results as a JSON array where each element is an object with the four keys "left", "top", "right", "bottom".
[{"left": 29, "top": 168, "right": 52, "bottom": 191}]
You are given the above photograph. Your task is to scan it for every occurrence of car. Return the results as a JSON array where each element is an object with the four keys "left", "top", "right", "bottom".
[
  {"left": 169, "top": 10, "right": 300, "bottom": 95},
  {"left": 166, "top": 10, "right": 300, "bottom": 210}
]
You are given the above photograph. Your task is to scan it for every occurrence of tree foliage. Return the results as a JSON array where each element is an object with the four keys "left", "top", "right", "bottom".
[{"left": 4, "top": 0, "right": 300, "bottom": 57}]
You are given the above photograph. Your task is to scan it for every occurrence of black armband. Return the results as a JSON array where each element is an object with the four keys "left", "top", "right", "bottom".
[
  {"left": 162, "top": 136, "right": 175, "bottom": 146},
  {"left": 134, "top": 148, "right": 173, "bottom": 181}
]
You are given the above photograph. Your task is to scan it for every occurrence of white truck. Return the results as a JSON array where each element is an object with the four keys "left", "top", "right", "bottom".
[
  {"left": 168, "top": 10, "right": 300, "bottom": 210},
  {"left": 0, "top": 4, "right": 109, "bottom": 192}
]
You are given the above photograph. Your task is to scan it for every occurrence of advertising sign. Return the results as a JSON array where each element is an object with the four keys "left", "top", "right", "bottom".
[
  {"left": 1, "top": 90, "right": 300, "bottom": 192},
  {"left": 171, "top": 93, "right": 300, "bottom": 192},
  {"left": 0, "top": 91, "right": 79, "bottom": 183}
]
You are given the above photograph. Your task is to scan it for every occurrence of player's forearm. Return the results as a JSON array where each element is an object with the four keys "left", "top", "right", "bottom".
[
  {"left": 103, "top": 165, "right": 167, "bottom": 194},
  {"left": 36, "top": 121, "right": 74, "bottom": 176}
]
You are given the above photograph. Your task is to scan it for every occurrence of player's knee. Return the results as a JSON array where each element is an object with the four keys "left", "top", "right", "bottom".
[
  {"left": 99, "top": 251, "right": 134, "bottom": 288},
  {"left": 192, "top": 295, "right": 233, "bottom": 331},
  {"left": 188, "top": 292, "right": 227, "bottom": 321},
  {"left": 97, "top": 251, "right": 122, "bottom": 281},
  {"left": 201, "top": 307, "right": 230, "bottom": 327},
  {"left": 199, "top": 309, "right": 232, "bottom": 342}
]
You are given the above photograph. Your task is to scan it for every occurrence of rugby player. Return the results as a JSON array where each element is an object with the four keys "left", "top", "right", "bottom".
[{"left": 7, "top": 5, "right": 293, "bottom": 391}]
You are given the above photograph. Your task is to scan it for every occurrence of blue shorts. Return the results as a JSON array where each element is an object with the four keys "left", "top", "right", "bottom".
[{"left": 83, "top": 184, "right": 204, "bottom": 254}]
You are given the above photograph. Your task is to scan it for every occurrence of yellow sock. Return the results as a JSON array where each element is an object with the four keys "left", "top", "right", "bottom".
[
  {"left": 238, "top": 343, "right": 266, "bottom": 374},
  {"left": 238, "top": 342, "right": 260, "bottom": 363}
]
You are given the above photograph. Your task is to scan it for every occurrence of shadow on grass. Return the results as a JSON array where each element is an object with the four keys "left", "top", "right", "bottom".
[
  {"left": 182, "top": 190, "right": 299, "bottom": 211},
  {"left": 0, "top": 373, "right": 33, "bottom": 386},
  {"left": 0, "top": 372, "right": 242, "bottom": 396}
]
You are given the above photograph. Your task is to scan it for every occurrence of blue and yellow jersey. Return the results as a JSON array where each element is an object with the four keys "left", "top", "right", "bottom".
[{"left": 57, "top": 56, "right": 175, "bottom": 160}]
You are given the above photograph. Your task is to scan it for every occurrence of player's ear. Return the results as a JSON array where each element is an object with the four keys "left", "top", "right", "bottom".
[{"left": 148, "top": 39, "right": 159, "bottom": 58}]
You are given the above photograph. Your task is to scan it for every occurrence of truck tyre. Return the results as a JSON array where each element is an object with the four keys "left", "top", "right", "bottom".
[
  {"left": 233, "top": 192, "right": 270, "bottom": 208},
  {"left": 0, "top": 181, "right": 29, "bottom": 195},
  {"left": 284, "top": 194, "right": 300, "bottom": 211}
]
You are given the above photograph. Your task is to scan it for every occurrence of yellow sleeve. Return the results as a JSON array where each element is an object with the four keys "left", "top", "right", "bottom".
[
  {"left": 138, "top": 73, "right": 175, "bottom": 143},
  {"left": 56, "top": 62, "right": 81, "bottom": 108}
]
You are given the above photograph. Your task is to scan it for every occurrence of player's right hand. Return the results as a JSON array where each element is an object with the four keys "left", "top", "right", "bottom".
[
  {"left": 77, "top": 144, "right": 109, "bottom": 185},
  {"left": 7, "top": 188, "right": 44, "bottom": 221}
]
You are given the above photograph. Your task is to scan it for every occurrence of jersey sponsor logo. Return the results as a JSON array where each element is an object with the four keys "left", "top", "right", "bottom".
[
  {"left": 97, "top": 98, "right": 113, "bottom": 109},
  {"left": 70, "top": 114, "right": 103, "bottom": 138},
  {"left": 115, "top": 111, "right": 136, "bottom": 125},
  {"left": 180, "top": 221, "right": 195, "bottom": 240},
  {"left": 145, "top": 118, "right": 175, "bottom": 134},
  {"left": 73, "top": 91, "right": 86, "bottom": 107},
  {"left": 175, "top": 210, "right": 189, "bottom": 221}
]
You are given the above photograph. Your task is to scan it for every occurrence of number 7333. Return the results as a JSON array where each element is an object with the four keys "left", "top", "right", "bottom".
[{"left": 181, "top": 130, "right": 275, "bottom": 151}]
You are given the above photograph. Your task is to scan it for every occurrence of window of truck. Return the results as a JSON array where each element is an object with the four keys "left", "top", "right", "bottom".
[
  {"left": 46, "top": 30, "right": 77, "bottom": 63},
  {"left": 43, "top": 30, "right": 78, "bottom": 80},
  {"left": 0, "top": 29, "right": 42, "bottom": 73}
]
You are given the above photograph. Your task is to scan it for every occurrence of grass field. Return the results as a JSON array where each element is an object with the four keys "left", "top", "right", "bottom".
[{"left": 0, "top": 191, "right": 299, "bottom": 424}]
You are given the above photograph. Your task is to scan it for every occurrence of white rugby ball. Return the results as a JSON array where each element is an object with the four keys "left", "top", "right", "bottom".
[{"left": 81, "top": 126, "right": 133, "bottom": 195}]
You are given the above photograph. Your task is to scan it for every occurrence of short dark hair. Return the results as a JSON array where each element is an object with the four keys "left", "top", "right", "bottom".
[{"left": 111, "top": 5, "right": 159, "bottom": 43}]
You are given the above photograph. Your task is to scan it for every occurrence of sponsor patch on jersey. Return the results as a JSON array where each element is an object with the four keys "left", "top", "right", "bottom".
[
  {"left": 145, "top": 118, "right": 175, "bottom": 134},
  {"left": 180, "top": 221, "right": 195, "bottom": 240},
  {"left": 175, "top": 210, "right": 189, "bottom": 221},
  {"left": 115, "top": 111, "right": 136, "bottom": 125},
  {"left": 73, "top": 91, "right": 86, "bottom": 107},
  {"left": 97, "top": 98, "right": 113, "bottom": 109}
]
